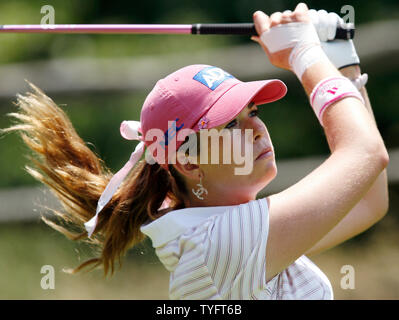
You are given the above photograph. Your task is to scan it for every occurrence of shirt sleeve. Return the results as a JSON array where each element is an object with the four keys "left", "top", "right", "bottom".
[{"left": 205, "top": 198, "right": 270, "bottom": 299}]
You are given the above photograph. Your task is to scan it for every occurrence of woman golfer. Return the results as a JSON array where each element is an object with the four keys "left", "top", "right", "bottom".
[{"left": 5, "top": 3, "right": 389, "bottom": 299}]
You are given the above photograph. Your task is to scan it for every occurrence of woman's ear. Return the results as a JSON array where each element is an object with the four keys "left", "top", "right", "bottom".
[{"left": 172, "top": 157, "right": 201, "bottom": 181}]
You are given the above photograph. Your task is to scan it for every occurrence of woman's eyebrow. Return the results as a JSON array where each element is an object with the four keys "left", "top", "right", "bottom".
[
  {"left": 247, "top": 102, "right": 256, "bottom": 109},
  {"left": 223, "top": 102, "right": 256, "bottom": 128}
]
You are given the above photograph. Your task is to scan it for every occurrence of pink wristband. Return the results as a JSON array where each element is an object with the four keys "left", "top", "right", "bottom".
[{"left": 310, "top": 76, "right": 365, "bottom": 127}]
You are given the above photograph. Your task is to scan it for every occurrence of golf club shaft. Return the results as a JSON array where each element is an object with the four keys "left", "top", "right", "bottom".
[{"left": 0, "top": 23, "right": 355, "bottom": 39}]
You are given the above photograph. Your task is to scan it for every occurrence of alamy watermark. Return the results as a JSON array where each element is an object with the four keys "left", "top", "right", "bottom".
[
  {"left": 40, "top": 265, "right": 55, "bottom": 290},
  {"left": 341, "top": 5, "right": 355, "bottom": 25},
  {"left": 143, "top": 124, "right": 258, "bottom": 176},
  {"left": 340, "top": 264, "right": 355, "bottom": 290},
  {"left": 40, "top": 5, "right": 55, "bottom": 27}
]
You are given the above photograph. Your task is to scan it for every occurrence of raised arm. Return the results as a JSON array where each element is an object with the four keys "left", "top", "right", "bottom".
[
  {"left": 304, "top": 65, "right": 389, "bottom": 256},
  {"left": 251, "top": 3, "right": 389, "bottom": 281}
]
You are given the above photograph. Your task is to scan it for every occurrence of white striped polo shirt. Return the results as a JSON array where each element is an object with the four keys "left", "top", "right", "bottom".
[{"left": 140, "top": 198, "right": 333, "bottom": 300}]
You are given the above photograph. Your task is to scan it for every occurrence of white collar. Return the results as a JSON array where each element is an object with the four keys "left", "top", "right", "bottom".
[{"left": 140, "top": 204, "right": 237, "bottom": 247}]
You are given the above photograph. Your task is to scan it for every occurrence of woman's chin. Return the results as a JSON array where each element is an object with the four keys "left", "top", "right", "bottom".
[
  {"left": 254, "top": 161, "right": 277, "bottom": 187},
  {"left": 255, "top": 156, "right": 277, "bottom": 172}
]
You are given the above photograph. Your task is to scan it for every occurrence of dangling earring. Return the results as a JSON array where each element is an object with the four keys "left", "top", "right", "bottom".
[{"left": 192, "top": 173, "right": 208, "bottom": 200}]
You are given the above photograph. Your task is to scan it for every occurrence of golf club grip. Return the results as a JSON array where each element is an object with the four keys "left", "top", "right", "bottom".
[{"left": 192, "top": 23, "right": 355, "bottom": 39}]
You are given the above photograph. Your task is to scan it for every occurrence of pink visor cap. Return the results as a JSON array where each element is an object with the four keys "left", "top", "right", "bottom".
[{"left": 84, "top": 64, "right": 287, "bottom": 237}]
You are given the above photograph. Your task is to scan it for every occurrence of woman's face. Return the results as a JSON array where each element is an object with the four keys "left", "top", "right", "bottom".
[{"left": 191, "top": 101, "right": 277, "bottom": 205}]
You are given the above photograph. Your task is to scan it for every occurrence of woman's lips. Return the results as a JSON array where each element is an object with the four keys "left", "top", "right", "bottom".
[{"left": 256, "top": 148, "right": 273, "bottom": 161}]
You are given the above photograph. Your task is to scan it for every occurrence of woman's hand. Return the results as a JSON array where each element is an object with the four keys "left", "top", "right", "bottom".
[
  {"left": 308, "top": 9, "right": 360, "bottom": 70},
  {"left": 251, "top": 3, "right": 312, "bottom": 71}
]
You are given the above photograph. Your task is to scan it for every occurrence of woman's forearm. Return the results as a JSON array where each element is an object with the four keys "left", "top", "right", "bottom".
[
  {"left": 311, "top": 63, "right": 389, "bottom": 216},
  {"left": 339, "top": 65, "right": 375, "bottom": 126},
  {"left": 338, "top": 65, "right": 389, "bottom": 215}
]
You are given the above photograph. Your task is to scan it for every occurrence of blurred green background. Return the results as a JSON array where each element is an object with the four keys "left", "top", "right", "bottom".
[{"left": 0, "top": 0, "right": 398, "bottom": 299}]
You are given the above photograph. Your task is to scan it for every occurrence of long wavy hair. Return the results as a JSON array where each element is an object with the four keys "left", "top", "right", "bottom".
[{"left": 1, "top": 81, "right": 192, "bottom": 276}]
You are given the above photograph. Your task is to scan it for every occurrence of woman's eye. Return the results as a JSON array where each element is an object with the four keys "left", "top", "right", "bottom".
[
  {"left": 225, "top": 109, "right": 258, "bottom": 129},
  {"left": 250, "top": 109, "right": 259, "bottom": 117},
  {"left": 225, "top": 119, "right": 237, "bottom": 129}
]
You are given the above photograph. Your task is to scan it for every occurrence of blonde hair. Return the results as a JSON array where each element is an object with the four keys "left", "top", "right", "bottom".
[{"left": 2, "top": 81, "right": 189, "bottom": 276}]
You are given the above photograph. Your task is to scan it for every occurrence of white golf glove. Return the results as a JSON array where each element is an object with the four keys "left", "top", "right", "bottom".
[{"left": 308, "top": 9, "right": 360, "bottom": 69}]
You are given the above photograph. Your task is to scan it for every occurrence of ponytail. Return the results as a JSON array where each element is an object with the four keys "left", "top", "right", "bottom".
[{"left": 2, "top": 81, "right": 188, "bottom": 276}]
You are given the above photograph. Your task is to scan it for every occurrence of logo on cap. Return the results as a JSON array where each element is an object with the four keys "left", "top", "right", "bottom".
[
  {"left": 160, "top": 118, "right": 184, "bottom": 150},
  {"left": 193, "top": 66, "right": 234, "bottom": 90}
]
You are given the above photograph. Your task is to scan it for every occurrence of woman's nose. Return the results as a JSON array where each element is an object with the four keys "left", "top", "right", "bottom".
[
  {"left": 253, "top": 129, "right": 265, "bottom": 142},
  {"left": 250, "top": 119, "right": 266, "bottom": 142}
]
